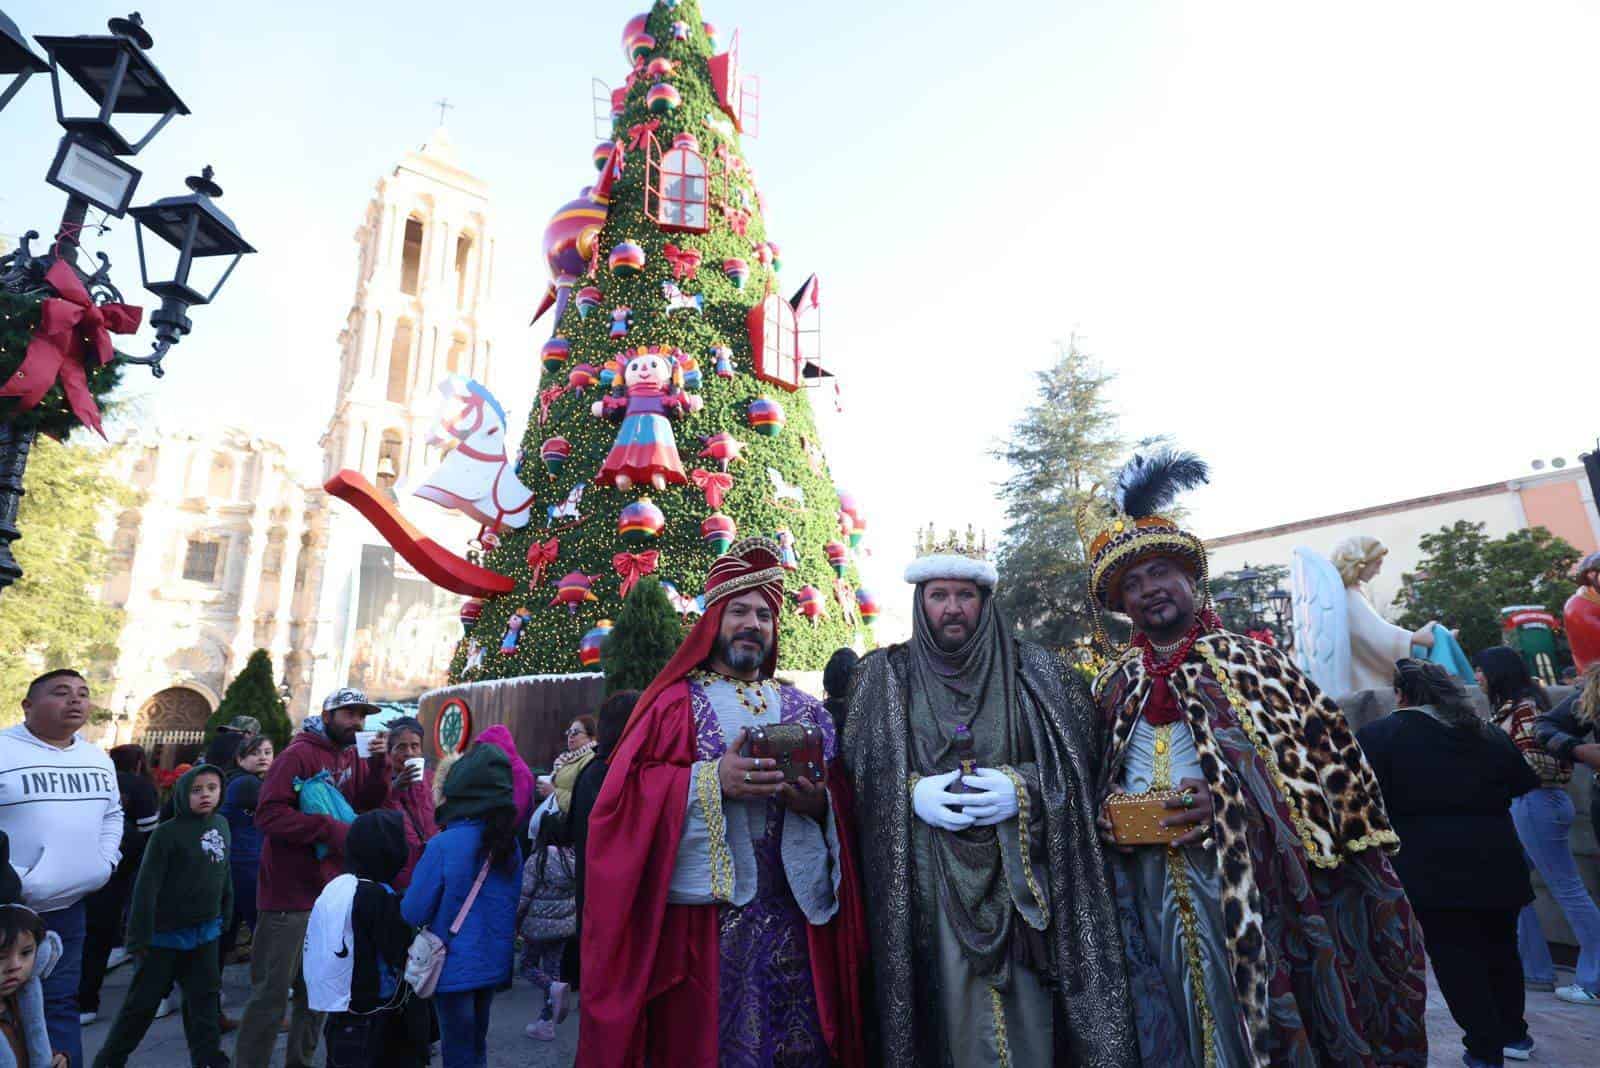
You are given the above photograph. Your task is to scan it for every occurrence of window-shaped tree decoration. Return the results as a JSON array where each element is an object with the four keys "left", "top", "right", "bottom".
[
  {"left": 649, "top": 132, "right": 709, "bottom": 233},
  {"left": 709, "top": 30, "right": 761, "bottom": 136},
  {"left": 747, "top": 276, "right": 825, "bottom": 392}
]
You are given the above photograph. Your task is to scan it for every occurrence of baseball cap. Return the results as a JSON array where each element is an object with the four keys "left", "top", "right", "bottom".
[{"left": 321, "top": 688, "right": 381, "bottom": 716}]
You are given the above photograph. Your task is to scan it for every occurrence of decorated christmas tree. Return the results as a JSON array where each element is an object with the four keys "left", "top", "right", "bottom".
[{"left": 448, "top": 0, "right": 872, "bottom": 680}]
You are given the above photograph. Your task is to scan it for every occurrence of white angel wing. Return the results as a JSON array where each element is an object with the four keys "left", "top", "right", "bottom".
[{"left": 1292, "top": 546, "right": 1353, "bottom": 697}]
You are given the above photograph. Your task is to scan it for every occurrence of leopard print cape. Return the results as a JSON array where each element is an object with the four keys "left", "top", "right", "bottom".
[{"left": 1094, "top": 630, "right": 1401, "bottom": 1066}]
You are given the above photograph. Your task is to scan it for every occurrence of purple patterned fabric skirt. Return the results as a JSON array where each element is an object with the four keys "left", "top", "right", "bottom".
[{"left": 717, "top": 801, "right": 827, "bottom": 1067}]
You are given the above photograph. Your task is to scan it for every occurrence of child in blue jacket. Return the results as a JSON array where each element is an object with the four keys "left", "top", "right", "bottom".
[{"left": 400, "top": 745, "right": 520, "bottom": 1068}]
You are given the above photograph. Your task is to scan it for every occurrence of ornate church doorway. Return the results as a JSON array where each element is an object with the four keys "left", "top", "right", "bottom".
[{"left": 136, "top": 686, "right": 213, "bottom": 769}]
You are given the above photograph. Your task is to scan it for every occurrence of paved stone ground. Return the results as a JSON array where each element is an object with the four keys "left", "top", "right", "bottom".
[
  {"left": 81, "top": 956, "right": 1599, "bottom": 1066},
  {"left": 81, "top": 958, "right": 577, "bottom": 1067}
]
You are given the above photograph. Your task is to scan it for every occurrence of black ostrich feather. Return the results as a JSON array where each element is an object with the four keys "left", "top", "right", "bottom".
[{"left": 1114, "top": 449, "right": 1209, "bottom": 519}]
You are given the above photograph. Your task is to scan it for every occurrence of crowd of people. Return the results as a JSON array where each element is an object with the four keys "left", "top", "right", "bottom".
[{"left": 0, "top": 450, "right": 1595, "bottom": 1068}]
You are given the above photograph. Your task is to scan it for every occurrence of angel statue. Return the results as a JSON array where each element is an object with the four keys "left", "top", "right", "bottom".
[{"left": 1291, "top": 535, "right": 1469, "bottom": 696}]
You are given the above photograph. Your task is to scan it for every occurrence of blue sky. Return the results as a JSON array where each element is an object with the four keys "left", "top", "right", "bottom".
[{"left": 4, "top": 0, "right": 1597, "bottom": 606}]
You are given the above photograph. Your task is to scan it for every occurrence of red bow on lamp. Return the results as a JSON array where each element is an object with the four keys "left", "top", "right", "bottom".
[
  {"left": 627, "top": 119, "right": 661, "bottom": 152},
  {"left": 612, "top": 550, "right": 659, "bottom": 598},
  {"left": 690, "top": 468, "right": 733, "bottom": 509},
  {"left": 0, "top": 260, "right": 142, "bottom": 438},
  {"left": 526, "top": 538, "right": 560, "bottom": 589},
  {"left": 662, "top": 243, "right": 703, "bottom": 281}
]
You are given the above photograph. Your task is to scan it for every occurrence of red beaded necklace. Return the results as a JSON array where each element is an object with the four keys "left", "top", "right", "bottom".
[{"left": 1132, "top": 609, "right": 1221, "bottom": 726}]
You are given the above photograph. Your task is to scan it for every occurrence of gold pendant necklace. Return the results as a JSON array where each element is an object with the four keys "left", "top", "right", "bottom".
[{"left": 692, "top": 670, "right": 774, "bottom": 717}]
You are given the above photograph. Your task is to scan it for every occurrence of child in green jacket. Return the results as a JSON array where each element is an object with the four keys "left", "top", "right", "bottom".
[{"left": 91, "top": 764, "right": 232, "bottom": 1068}]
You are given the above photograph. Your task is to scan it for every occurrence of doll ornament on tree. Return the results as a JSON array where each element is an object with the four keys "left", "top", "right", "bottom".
[{"left": 591, "top": 347, "right": 703, "bottom": 491}]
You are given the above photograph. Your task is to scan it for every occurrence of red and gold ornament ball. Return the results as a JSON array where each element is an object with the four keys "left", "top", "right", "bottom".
[
  {"left": 747, "top": 396, "right": 786, "bottom": 438},
  {"left": 579, "top": 619, "right": 614, "bottom": 668},
  {"left": 541, "top": 336, "right": 571, "bottom": 374},
  {"left": 701, "top": 512, "right": 737, "bottom": 554},
  {"left": 609, "top": 240, "right": 647, "bottom": 277},
  {"left": 618, "top": 498, "right": 666, "bottom": 546}
]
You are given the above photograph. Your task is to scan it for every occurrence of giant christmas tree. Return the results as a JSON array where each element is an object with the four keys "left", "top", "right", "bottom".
[{"left": 449, "top": 0, "right": 872, "bottom": 681}]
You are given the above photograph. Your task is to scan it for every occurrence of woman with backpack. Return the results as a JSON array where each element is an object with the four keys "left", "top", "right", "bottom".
[{"left": 400, "top": 745, "right": 520, "bottom": 1068}]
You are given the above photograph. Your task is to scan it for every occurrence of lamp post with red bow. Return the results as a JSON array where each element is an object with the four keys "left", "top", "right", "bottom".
[{"left": 0, "top": 12, "right": 254, "bottom": 595}]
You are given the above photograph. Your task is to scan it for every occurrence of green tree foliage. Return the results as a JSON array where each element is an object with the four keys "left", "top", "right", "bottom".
[
  {"left": 602, "top": 577, "right": 683, "bottom": 694},
  {"left": 0, "top": 436, "right": 127, "bottom": 721},
  {"left": 1211, "top": 563, "right": 1291, "bottom": 638},
  {"left": 992, "top": 340, "right": 1125, "bottom": 647},
  {"left": 454, "top": 0, "right": 862, "bottom": 680},
  {"left": 1394, "top": 521, "right": 1580, "bottom": 656},
  {"left": 206, "top": 648, "right": 291, "bottom": 750}
]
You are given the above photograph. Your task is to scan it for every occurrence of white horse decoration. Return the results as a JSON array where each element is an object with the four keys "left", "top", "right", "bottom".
[{"left": 414, "top": 376, "right": 536, "bottom": 536}]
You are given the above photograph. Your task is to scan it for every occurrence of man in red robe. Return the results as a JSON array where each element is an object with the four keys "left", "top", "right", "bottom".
[{"left": 579, "top": 537, "right": 866, "bottom": 1068}]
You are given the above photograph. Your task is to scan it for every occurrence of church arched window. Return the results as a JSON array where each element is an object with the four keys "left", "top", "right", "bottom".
[
  {"left": 651, "top": 134, "right": 709, "bottom": 233},
  {"left": 387, "top": 320, "right": 415, "bottom": 403},
  {"left": 400, "top": 217, "right": 424, "bottom": 295},
  {"left": 207, "top": 454, "right": 235, "bottom": 499},
  {"left": 376, "top": 431, "right": 404, "bottom": 491},
  {"left": 455, "top": 233, "right": 474, "bottom": 307}
]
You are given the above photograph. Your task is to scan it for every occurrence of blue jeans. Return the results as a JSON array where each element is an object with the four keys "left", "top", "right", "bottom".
[
  {"left": 1513, "top": 788, "right": 1600, "bottom": 993},
  {"left": 43, "top": 902, "right": 86, "bottom": 1068},
  {"left": 434, "top": 987, "right": 493, "bottom": 1068}
]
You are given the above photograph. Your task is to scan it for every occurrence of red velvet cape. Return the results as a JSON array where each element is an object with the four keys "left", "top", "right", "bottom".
[{"left": 577, "top": 677, "right": 867, "bottom": 1068}]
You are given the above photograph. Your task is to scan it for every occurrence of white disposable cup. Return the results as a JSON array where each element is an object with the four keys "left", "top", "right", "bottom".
[
  {"left": 406, "top": 757, "right": 425, "bottom": 778},
  {"left": 354, "top": 730, "right": 377, "bottom": 758}
]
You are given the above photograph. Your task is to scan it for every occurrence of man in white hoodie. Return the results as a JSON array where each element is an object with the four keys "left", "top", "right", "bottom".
[{"left": 0, "top": 668, "right": 122, "bottom": 1068}]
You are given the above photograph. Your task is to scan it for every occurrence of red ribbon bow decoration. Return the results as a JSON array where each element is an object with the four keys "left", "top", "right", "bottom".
[
  {"left": 720, "top": 205, "right": 751, "bottom": 237},
  {"left": 526, "top": 538, "right": 560, "bottom": 589},
  {"left": 690, "top": 468, "right": 733, "bottom": 509},
  {"left": 538, "top": 386, "right": 567, "bottom": 426},
  {"left": 612, "top": 550, "right": 660, "bottom": 598},
  {"left": 0, "top": 259, "right": 142, "bottom": 438},
  {"left": 662, "top": 243, "right": 703, "bottom": 281},
  {"left": 627, "top": 119, "right": 661, "bottom": 152}
]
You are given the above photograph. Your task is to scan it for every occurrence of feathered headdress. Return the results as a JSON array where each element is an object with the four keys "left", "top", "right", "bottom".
[{"left": 1078, "top": 447, "right": 1211, "bottom": 622}]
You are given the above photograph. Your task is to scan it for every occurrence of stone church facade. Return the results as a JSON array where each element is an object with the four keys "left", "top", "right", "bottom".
[{"left": 99, "top": 128, "right": 497, "bottom": 745}]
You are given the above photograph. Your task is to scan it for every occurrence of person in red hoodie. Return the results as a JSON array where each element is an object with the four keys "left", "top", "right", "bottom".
[{"left": 233, "top": 689, "right": 391, "bottom": 1068}]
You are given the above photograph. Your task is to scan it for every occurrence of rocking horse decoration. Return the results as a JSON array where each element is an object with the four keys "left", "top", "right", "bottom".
[
  {"left": 414, "top": 376, "right": 538, "bottom": 542},
  {"left": 322, "top": 375, "right": 532, "bottom": 599}
]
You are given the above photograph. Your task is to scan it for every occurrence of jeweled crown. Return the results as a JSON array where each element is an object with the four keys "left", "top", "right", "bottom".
[{"left": 914, "top": 523, "right": 989, "bottom": 561}]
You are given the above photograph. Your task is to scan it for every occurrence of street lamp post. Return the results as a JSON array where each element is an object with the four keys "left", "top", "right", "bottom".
[
  {"left": 0, "top": 12, "right": 47, "bottom": 114},
  {"left": 0, "top": 12, "right": 251, "bottom": 596},
  {"left": 1215, "top": 562, "right": 1295, "bottom": 649}
]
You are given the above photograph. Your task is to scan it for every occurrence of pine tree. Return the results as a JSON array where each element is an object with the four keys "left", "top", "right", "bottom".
[
  {"left": 0, "top": 436, "right": 127, "bottom": 720},
  {"left": 453, "top": 1, "right": 864, "bottom": 681},
  {"left": 207, "top": 649, "right": 291, "bottom": 750},
  {"left": 992, "top": 340, "right": 1125, "bottom": 647},
  {"left": 602, "top": 578, "right": 684, "bottom": 694}
]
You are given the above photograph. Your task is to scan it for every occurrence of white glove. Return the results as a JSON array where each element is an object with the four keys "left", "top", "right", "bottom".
[
  {"left": 912, "top": 770, "right": 974, "bottom": 832},
  {"left": 960, "top": 767, "right": 1020, "bottom": 827}
]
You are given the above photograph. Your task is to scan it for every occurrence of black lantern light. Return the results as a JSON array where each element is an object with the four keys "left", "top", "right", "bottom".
[
  {"left": 35, "top": 13, "right": 189, "bottom": 227},
  {"left": 35, "top": 13, "right": 187, "bottom": 156},
  {"left": 0, "top": 11, "right": 47, "bottom": 114},
  {"left": 1267, "top": 586, "right": 1292, "bottom": 622},
  {"left": 127, "top": 166, "right": 254, "bottom": 374}
]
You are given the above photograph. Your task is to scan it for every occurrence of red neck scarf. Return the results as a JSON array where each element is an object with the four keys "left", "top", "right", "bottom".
[{"left": 1132, "top": 610, "right": 1222, "bottom": 726}]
